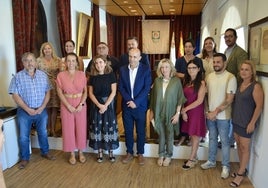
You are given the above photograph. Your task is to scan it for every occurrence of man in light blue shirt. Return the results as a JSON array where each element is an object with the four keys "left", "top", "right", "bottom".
[{"left": 9, "top": 52, "right": 55, "bottom": 169}]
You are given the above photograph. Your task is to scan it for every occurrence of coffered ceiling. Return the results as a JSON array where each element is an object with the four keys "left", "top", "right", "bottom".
[{"left": 90, "top": 0, "right": 207, "bottom": 16}]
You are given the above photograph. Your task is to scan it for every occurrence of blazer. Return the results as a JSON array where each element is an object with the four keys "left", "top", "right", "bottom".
[
  {"left": 226, "top": 45, "right": 248, "bottom": 77},
  {"left": 119, "top": 63, "right": 152, "bottom": 112}
]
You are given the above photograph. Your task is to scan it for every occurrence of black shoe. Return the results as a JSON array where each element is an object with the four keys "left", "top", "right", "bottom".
[
  {"left": 109, "top": 151, "right": 115, "bottom": 162},
  {"left": 97, "top": 150, "right": 103, "bottom": 163}
]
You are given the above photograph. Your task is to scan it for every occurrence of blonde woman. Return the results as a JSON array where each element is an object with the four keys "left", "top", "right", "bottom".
[
  {"left": 37, "top": 42, "right": 62, "bottom": 137},
  {"left": 150, "top": 58, "right": 186, "bottom": 166}
]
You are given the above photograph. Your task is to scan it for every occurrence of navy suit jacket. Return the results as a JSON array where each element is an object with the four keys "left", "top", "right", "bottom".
[{"left": 119, "top": 63, "right": 151, "bottom": 112}]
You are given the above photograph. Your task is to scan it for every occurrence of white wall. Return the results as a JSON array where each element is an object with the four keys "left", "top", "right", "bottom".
[
  {"left": 248, "top": 0, "right": 268, "bottom": 24},
  {"left": 0, "top": 0, "right": 17, "bottom": 107}
]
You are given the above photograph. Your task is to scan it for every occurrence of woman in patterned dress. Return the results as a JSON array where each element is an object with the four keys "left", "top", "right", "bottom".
[
  {"left": 37, "top": 42, "right": 62, "bottom": 137},
  {"left": 88, "top": 55, "right": 119, "bottom": 163}
]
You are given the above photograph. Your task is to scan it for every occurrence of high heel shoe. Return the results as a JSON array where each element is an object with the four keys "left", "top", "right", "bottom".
[
  {"left": 109, "top": 150, "right": 115, "bottom": 162},
  {"left": 97, "top": 150, "right": 103, "bottom": 163},
  {"left": 231, "top": 168, "right": 248, "bottom": 178},
  {"left": 69, "top": 153, "right": 76, "bottom": 165},
  {"left": 79, "top": 151, "right": 86, "bottom": 163},
  {"left": 230, "top": 169, "right": 248, "bottom": 187},
  {"left": 182, "top": 159, "right": 198, "bottom": 170}
]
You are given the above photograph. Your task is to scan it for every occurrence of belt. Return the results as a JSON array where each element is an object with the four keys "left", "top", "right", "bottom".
[{"left": 64, "top": 93, "right": 82, "bottom": 98}]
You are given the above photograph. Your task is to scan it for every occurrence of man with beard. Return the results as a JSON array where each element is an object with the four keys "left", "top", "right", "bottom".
[
  {"left": 8, "top": 52, "right": 56, "bottom": 169},
  {"left": 201, "top": 53, "right": 237, "bottom": 179}
]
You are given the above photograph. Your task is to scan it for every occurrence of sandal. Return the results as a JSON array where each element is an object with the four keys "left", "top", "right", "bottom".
[
  {"left": 157, "top": 157, "right": 164, "bottom": 166},
  {"left": 109, "top": 150, "right": 115, "bottom": 162},
  {"left": 97, "top": 150, "right": 103, "bottom": 163},
  {"left": 163, "top": 157, "right": 171, "bottom": 167},
  {"left": 69, "top": 152, "right": 76, "bottom": 165},
  {"left": 79, "top": 151, "right": 86, "bottom": 163},
  {"left": 230, "top": 169, "right": 248, "bottom": 187},
  {"left": 182, "top": 159, "right": 198, "bottom": 170},
  {"left": 231, "top": 168, "right": 247, "bottom": 178}
]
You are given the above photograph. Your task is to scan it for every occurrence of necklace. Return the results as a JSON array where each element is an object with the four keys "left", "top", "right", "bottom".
[{"left": 163, "top": 78, "right": 170, "bottom": 83}]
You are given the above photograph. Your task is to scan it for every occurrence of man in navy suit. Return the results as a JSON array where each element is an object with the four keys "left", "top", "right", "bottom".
[{"left": 119, "top": 48, "right": 151, "bottom": 165}]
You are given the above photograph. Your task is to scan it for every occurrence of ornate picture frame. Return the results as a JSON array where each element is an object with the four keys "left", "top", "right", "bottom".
[{"left": 76, "top": 13, "right": 94, "bottom": 58}]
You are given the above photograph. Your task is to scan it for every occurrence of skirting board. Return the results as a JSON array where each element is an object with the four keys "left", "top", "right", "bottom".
[{"left": 31, "top": 136, "right": 239, "bottom": 162}]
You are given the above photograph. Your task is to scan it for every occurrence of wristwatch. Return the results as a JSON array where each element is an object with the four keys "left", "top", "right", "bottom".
[{"left": 79, "top": 102, "right": 84, "bottom": 106}]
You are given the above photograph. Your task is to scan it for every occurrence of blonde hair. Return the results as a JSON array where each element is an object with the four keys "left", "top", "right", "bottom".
[
  {"left": 39, "top": 42, "right": 59, "bottom": 60},
  {"left": 156, "top": 58, "right": 177, "bottom": 78},
  {"left": 240, "top": 60, "right": 257, "bottom": 82},
  {"left": 90, "top": 55, "right": 113, "bottom": 76}
]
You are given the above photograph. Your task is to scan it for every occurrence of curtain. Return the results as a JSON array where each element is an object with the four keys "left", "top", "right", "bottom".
[
  {"left": 106, "top": 12, "right": 115, "bottom": 56},
  {"left": 91, "top": 4, "right": 100, "bottom": 57},
  {"left": 111, "top": 15, "right": 201, "bottom": 69},
  {"left": 12, "top": 0, "right": 38, "bottom": 71},
  {"left": 56, "top": 0, "right": 71, "bottom": 57},
  {"left": 112, "top": 16, "right": 142, "bottom": 58}
]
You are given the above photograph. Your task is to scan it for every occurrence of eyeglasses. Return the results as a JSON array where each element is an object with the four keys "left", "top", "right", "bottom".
[{"left": 187, "top": 67, "right": 198, "bottom": 70}]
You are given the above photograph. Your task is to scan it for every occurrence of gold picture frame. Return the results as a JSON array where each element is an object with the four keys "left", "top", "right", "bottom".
[
  {"left": 76, "top": 13, "right": 94, "bottom": 58},
  {"left": 249, "top": 16, "right": 268, "bottom": 76}
]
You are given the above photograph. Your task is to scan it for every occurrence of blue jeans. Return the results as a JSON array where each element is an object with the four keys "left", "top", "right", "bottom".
[
  {"left": 207, "top": 119, "right": 230, "bottom": 167},
  {"left": 17, "top": 108, "right": 49, "bottom": 160},
  {"left": 122, "top": 108, "right": 146, "bottom": 155}
]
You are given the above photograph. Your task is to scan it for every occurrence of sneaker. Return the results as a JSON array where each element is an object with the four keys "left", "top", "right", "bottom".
[
  {"left": 201, "top": 160, "right": 216, "bottom": 170},
  {"left": 221, "top": 166, "right": 229, "bottom": 179}
]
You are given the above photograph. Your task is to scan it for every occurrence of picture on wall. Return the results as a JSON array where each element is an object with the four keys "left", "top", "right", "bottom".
[
  {"left": 249, "top": 16, "right": 268, "bottom": 66},
  {"left": 249, "top": 27, "right": 261, "bottom": 64},
  {"left": 260, "top": 26, "right": 268, "bottom": 65}
]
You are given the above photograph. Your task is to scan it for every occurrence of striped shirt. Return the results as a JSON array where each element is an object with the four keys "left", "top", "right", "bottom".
[{"left": 8, "top": 69, "right": 52, "bottom": 108}]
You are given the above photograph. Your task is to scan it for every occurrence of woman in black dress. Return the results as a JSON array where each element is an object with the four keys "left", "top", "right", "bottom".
[{"left": 88, "top": 55, "right": 119, "bottom": 163}]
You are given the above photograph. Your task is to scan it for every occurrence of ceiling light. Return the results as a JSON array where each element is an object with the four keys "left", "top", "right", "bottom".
[
  {"left": 169, "top": 9, "right": 175, "bottom": 12},
  {"left": 130, "top": 9, "right": 137, "bottom": 12}
]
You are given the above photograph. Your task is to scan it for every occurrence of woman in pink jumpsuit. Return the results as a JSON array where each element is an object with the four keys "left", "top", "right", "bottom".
[{"left": 56, "top": 52, "right": 87, "bottom": 165}]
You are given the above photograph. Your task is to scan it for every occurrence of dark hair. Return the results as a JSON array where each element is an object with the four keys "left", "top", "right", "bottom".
[
  {"left": 65, "top": 40, "right": 75, "bottom": 47},
  {"left": 127, "top": 36, "right": 138, "bottom": 42},
  {"left": 225, "top": 28, "right": 237, "bottom": 38},
  {"left": 65, "top": 52, "right": 79, "bottom": 62},
  {"left": 183, "top": 59, "right": 203, "bottom": 93},
  {"left": 98, "top": 42, "right": 108, "bottom": 47},
  {"left": 184, "top": 39, "right": 196, "bottom": 48},
  {"left": 213, "top": 53, "right": 227, "bottom": 62},
  {"left": 201, "top": 37, "right": 217, "bottom": 58}
]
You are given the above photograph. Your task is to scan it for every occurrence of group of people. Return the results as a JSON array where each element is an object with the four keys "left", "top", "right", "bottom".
[{"left": 8, "top": 28, "right": 264, "bottom": 187}]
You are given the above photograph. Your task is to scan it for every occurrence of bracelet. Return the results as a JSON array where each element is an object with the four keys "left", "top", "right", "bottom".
[{"left": 79, "top": 102, "right": 84, "bottom": 106}]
